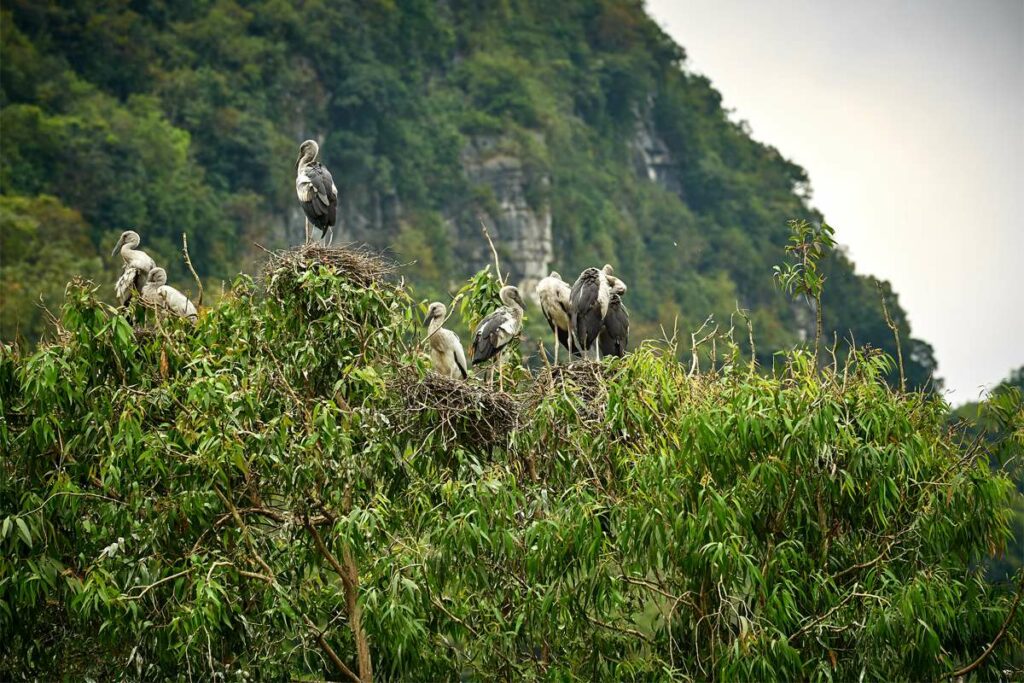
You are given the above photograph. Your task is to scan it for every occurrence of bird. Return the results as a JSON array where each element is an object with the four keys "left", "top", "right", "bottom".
[
  {"left": 598, "top": 277, "right": 629, "bottom": 358},
  {"left": 535, "top": 271, "right": 575, "bottom": 364},
  {"left": 471, "top": 285, "right": 526, "bottom": 390},
  {"left": 142, "top": 268, "right": 198, "bottom": 322},
  {"left": 111, "top": 230, "right": 156, "bottom": 306},
  {"left": 569, "top": 264, "right": 617, "bottom": 360},
  {"left": 424, "top": 301, "right": 468, "bottom": 379},
  {"left": 295, "top": 139, "right": 338, "bottom": 246}
]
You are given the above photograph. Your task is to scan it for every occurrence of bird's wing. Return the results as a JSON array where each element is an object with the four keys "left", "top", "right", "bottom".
[
  {"left": 159, "top": 286, "right": 198, "bottom": 320},
  {"left": 570, "top": 275, "right": 601, "bottom": 349},
  {"left": 452, "top": 341, "right": 468, "bottom": 379},
  {"left": 115, "top": 266, "right": 138, "bottom": 305},
  {"left": 471, "top": 308, "right": 510, "bottom": 364},
  {"left": 599, "top": 296, "right": 629, "bottom": 357}
]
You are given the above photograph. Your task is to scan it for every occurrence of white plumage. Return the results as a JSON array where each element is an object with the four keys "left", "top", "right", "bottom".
[
  {"left": 424, "top": 302, "right": 468, "bottom": 379},
  {"left": 111, "top": 230, "right": 156, "bottom": 305},
  {"left": 535, "top": 271, "right": 574, "bottom": 363},
  {"left": 144, "top": 268, "right": 198, "bottom": 322}
]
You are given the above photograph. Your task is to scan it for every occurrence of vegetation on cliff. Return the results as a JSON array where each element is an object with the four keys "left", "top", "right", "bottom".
[{"left": 1, "top": 249, "right": 1020, "bottom": 680}]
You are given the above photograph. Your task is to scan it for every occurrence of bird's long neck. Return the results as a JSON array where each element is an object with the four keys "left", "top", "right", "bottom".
[{"left": 428, "top": 315, "right": 445, "bottom": 337}]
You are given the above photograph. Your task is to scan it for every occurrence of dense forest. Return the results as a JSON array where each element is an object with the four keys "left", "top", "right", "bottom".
[
  {"left": 1, "top": 0, "right": 939, "bottom": 389},
  {"left": 2, "top": 249, "right": 1021, "bottom": 679}
]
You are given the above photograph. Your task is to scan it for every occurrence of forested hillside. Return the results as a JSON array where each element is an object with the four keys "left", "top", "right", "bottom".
[{"left": 1, "top": 0, "right": 938, "bottom": 388}]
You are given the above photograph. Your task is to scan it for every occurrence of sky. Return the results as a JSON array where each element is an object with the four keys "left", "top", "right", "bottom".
[{"left": 646, "top": 0, "right": 1023, "bottom": 404}]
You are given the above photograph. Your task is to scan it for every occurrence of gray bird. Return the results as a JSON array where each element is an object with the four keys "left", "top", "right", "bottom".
[
  {"left": 569, "top": 264, "right": 617, "bottom": 360},
  {"left": 111, "top": 230, "right": 156, "bottom": 306},
  {"left": 143, "top": 268, "right": 198, "bottom": 322},
  {"left": 424, "top": 302, "right": 468, "bottom": 380},
  {"left": 535, "top": 271, "right": 576, "bottom": 364},
  {"left": 295, "top": 140, "right": 338, "bottom": 245},
  {"left": 598, "top": 277, "right": 628, "bottom": 358},
  {"left": 471, "top": 285, "right": 526, "bottom": 390}
]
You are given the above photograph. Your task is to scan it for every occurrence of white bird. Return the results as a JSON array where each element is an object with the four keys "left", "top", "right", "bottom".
[
  {"left": 111, "top": 230, "right": 156, "bottom": 306},
  {"left": 295, "top": 139, "right": 339, "bottom": 245},
  {"left": 424, "top": 301, "right": 468, "bottom": 380},
  {"left": 143, "top": 268, "right": 198, "bottom": 322},
  {"left": 535, "top": 271, "right": 575, "bottom": 364},
  {"left": 471, "top": 285, "right": 526, "bottom": 390},
  {"left": 569, "top": 264, "right": 617, "bottom": 360},
  {"left": 598, "top": 277, "right": 629, "bottom": 358}
]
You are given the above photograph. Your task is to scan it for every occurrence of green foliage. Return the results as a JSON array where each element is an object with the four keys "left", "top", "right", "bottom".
[
  {"left": 0, "top": 0, "right": 940, "bottom": 392},
  {"left": 2, "top": 255, "right": 1021, "bottom": 680},
  {"left": 774, "top": 219, "right": 836, "bottom": 363}
]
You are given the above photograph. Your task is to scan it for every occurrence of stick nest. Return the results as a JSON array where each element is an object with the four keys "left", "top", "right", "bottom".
[
  {"left": 262, "top": 243, "right": 398, "bottom": 290},
  {"left": 531, "top": 360, "right": 614, "bottom": 423},
  {"left": 390, "top": 371, "right": 520, "bottom": 452}
]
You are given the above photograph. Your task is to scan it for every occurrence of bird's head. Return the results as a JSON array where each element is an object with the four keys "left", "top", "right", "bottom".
[
  {"left": 111, "top": 230, "right": 141, "bottom": 257},
  {"left": 424, "top": 301, "right": 446, "bottom": 327},
  {"left": 601, "top": 264, "right": 615, "bottom": 276},
  {"left": 499, "top": 285, "right": 526, "bottom": 310},
  {"left": 296, "top": 139, "right": 319, "bottom": 170},
  {"left": 549, "top": 271, "right": 561, "bottom": 281},
  {"left": 147, "top": 267, "right": 168, "bottom": 286}
]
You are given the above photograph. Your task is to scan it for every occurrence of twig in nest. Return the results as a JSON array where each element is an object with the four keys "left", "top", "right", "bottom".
[
  {"left": 391, "top": 371, "right": 519, "bottom": 452},
  {"left": 262, "top": 243, "right": 399, "bottom": 292},
  {"left": 182, "top": 233, "right": 204, "bottom": 306}
]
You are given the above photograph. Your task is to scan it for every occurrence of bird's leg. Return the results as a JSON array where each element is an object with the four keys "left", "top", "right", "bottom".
[
  {"left": 553, "top": 333, "right": 559, "bottom": 366},
  {"left": 498, "top": 350, "right": 505, "bottom": 393},
  {"left": 304, "top": 218, "right": 311, "bottom": 245},
  {"left": 325, "top": 226, "right": 334, "bottom": 247}
]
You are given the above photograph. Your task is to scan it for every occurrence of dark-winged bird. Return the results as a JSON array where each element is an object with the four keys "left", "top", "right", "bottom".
[
  {"left": 295, "top": 139, "right": 338, "bottom": 245},
  {"left": 471, "top": 285, "right": 526, "bottom": 390},
  {"left": 111, "top": 229, "right": 156, "bottom": 306},
  {"left": 569, "top": 264, "right": 618, "bottom": 359},
  {"left": 424, "top": 301, "right": 468, "bottom": 379},
  {"left": 535, "top": 271, "right": 576, "bottom": 364},
  {"left": 598, "top": 277, "right": 628, "bottom": 358}
]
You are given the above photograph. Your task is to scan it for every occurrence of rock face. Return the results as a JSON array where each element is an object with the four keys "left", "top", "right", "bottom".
[
  {"left": 455, "top": 135, "right": 553, "bottom": 296},
  {"left": 631, "top": 105, "right": 682, "bottom": 196}
]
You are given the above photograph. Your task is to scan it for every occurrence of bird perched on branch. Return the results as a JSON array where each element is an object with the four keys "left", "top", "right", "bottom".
[
  {"left": 424, "top": 301, "right": 468, "bottom": 380},
  {"left": 471, "top": 285, "right": 526, "bottom": 390},
  {"left": 295, "top": 139, "right": 338, "bottom": 246},
  {"left": 142, "top": 268, "right": 198, "bottom": 322},
  {"left": 598, "top": 277, "right": 628, "bottom": 358},
  {"left": 111, "top": 230, "right": 156, "bottom": 307},
  {"left": 569, "top": 264, "right": 618, "bottom": 360},
  {"left": 535, "top": 271, "right": 575, "bottom": 364}
]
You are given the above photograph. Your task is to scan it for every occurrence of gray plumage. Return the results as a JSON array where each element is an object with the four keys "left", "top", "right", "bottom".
[
  {"left": 598, "top": 278, "right": 626, "bottom": 358},
  {"left": 425, "top": 302, "right": 468, "bottom": 379},
  {"left": 111, "top": 230, "right": 156, "bottom": 305},
  {"left": 143, "top": 268, "right": 198, "bottom": 322},
  {"left": 295, "top": 139, "right": 338, "bottom": 245},
  {"left": 471, "top": 285, "right": 526, "bottom": 366},
  {"left": 569, "top": 264, "right": 615, "bottom": 356}
]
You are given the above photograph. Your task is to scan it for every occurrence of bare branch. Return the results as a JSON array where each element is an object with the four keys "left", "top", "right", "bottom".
[{"left": 182, "top": 233, "right": 204, "bottom": 307}]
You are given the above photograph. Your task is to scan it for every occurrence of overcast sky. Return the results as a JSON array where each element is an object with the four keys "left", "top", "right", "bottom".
[{"left": 646, "top": 0, "right": 1023, "bottom": 403}]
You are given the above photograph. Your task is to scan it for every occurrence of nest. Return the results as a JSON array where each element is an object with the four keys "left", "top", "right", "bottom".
[
  {"left": 262, "top": 243, "right": 398, "bottom": 290},
  {"left": 390, "top": 371, "right": 520, "bottom": 453},
  {"left": 531, "top": 359, "right": 612, "bottom": 424}
]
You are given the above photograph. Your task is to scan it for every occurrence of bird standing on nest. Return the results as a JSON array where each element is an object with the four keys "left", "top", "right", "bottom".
[
  {"left": 471, "top": 285, "right": 526, "bottom": 391},
  {"left": 424, "top": 301, "right": 468, "bottom": 380},
  {"left": 142, "top": 267, "right": 198, "bottom": 323},
  {"left": 295, "top": 139, "right": 338, "bottom": 246},
  {"left": 598, "top": 276, "right": 628, "bottom": 358},
  {"left": 536, "top": 271, "right": 576, "bottom": 364},
  {"left": 111, "top": 230, "right": 156, "bottom": 307},
  {"left": 570, "top": 264, "right": 620, "bottom": 360}
]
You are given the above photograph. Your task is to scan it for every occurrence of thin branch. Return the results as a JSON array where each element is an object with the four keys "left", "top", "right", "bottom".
[
  {"left": 305, "top": 616, "right": 361, "bottom": 683},
  {"left": 877, "top": 283, "right": 905, "bottom": 392},
  {"left": 182, "top": 233, "right": 204, "bottom": 307},
  {"left": 949, "top": 571, "right": 1024, "bottom": 678},
  {"left": 479, "top": 220, "right": 505, "bottom": 286},
  {"left": 123, "top": 568, "right": 193, "bottom": 600}
]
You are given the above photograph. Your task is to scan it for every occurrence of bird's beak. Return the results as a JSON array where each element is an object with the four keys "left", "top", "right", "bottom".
[
  {"left": 111, "top": 235, "right": 124, "bottom": 258},
  {"left": 423, "top": 311, "right": 434, "bottom": 327},
  {"left": 295, "top": 154, "right": 302, "bottom": 171}
]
